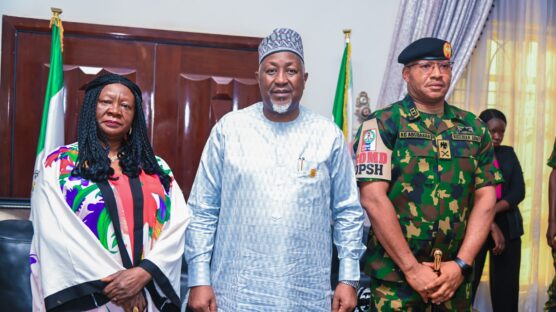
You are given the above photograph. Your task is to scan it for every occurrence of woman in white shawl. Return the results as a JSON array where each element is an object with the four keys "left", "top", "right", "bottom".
[{"left": 30, "top": 74, "right": 189, "bottom": 311}]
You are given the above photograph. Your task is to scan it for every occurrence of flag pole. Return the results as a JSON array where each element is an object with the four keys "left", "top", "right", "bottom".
[
  {"left": 343, "top": 29, "right": 353, "bottom": 142},
  {"left": 343, "top": 29, "right": 351, "bottom": 42},
  {"left": 33, "top": 8, "right": 65, "bottom": 186},
  {"left": 51, "top": 7, "right": 63, "bottom": 16},
  {"left": 332, "top": 29, "right": 354, "bottom": 142},
  {"left": 50, "top": 8, "right": 64, "bottom": 52}
]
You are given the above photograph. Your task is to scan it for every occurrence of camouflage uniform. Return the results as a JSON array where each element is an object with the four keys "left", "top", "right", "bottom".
[
  {"left": 546, "top": 138, "right": 556, "bottom": 312},
  {"left": 354, "top": 96, "right": 502, "bottom": 311}
]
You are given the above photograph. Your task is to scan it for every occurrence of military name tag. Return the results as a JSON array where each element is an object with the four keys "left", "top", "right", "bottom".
[
  {"left": 457, "top": 126, "right": 474, "bottom": 134},
  {"left": 452, "top": 133, "right": 481, "bottom": 143},
  {"left": 437, "top": 139, "right": 451, "bottom": 159},
  {"left": 399, "top": 131, "right": 435, "bottom": 140}
]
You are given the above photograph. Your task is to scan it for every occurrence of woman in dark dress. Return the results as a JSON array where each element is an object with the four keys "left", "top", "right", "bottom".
[{"left": 471, "top": 109, "right": 525, "bottom": 312}]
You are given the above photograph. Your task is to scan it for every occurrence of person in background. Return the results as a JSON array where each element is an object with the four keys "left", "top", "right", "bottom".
[
  {"left": 471, "top": 109, "right": 524, "bottom": 312},
  {"left": 30, "top": 74, "right": 189, "bottom": 312},
  {"left": 546, "top": 137, "right": 556, "bottom": 312}
]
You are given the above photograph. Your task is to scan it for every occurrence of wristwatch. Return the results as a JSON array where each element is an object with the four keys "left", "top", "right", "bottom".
[
  {"left": 454, "top": 257, "right": 472, "bottom": 278},
  {"left": 339, "top": 280, "right": 359, "bottom": 289}
]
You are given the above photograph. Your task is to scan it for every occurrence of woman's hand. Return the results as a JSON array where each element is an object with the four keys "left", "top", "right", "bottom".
[
  {"left": 102, "top": 267, "right": 152, "bottom": 304},
  {"left": 490, "top": 223, "right": 505, "bottom": 256},
  {"left": 547, "top": 221, "right": 556, "bottom": 249},
  {"left": 121, "top": 292, "right": 147, "bottom": 312}
]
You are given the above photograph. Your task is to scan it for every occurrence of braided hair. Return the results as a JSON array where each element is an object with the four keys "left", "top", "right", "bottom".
[{"left": 71, "top": 74, "right": 171, "bottom": 191}]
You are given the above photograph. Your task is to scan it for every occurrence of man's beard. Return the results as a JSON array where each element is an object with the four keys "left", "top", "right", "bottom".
[{"left": 271, "top": 100, "right": 292, "bottom": 114}]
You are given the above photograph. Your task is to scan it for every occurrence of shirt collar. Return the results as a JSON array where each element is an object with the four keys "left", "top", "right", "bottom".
[{"left": 400, "top": 95, "right": 462, "bottom": 122}]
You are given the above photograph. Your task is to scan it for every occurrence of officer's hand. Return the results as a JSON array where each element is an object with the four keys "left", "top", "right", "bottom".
[
  {"left": 491, "top": 223, "right": 505, "bottom": 255},
  {"left": 332, "top": 283, "right": 357, "bottom": 312},
  {"left": 423, "top": 261, "right": 463, "bottom": 305},
  {"left": 547, "top": 222, "right": 556, "bottom": 249},
  {"left": 188, "top": 286, "right": 217, "bottom": 312},
  {"left": 403, "top": 262, "right": 439, "bottom": 303}
]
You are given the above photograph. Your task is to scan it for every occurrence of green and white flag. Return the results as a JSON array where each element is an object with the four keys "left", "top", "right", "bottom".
[
  {"left": 33, "top": 12, "right": 65, "bottom": 181},
  {"left": 332, "top": 31, "right": 354, "bottom": 142}
]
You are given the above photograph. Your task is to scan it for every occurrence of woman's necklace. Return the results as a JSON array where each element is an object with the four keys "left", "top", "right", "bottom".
[{"left": 108, "top": 154, "right": 119, "bottom": 162}]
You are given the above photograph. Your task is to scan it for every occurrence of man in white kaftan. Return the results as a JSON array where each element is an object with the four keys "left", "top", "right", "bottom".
[{"left": 185, "top": 28, "right": 365, "bottom": 312}]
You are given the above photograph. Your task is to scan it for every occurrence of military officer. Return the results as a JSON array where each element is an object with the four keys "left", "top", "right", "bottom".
[
  {"left": 545, "top": 138, "right": 556, "bottom": 312},
  {"left": 354, "top": 37, "right": 502, "bottom": 311}
]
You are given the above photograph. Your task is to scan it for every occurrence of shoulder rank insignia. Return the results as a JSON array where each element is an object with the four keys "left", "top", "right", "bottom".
[{"left": 409, "top": 107, "right": 420, "bottom": 121}]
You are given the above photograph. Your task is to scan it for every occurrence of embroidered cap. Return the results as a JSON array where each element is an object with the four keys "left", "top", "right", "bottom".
[
  {"left": 398, "top": 37, "right": 452, "bottom": 65},
  {"left": 258, "top": 28, "right": 304, "bottom": 64}
]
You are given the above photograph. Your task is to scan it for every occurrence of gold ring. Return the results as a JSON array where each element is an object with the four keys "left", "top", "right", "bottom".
[
  {"left": 553, "top": 236, "right": 556, "bottom": 242},
  {"left": 133, "top": 307, "right": 139, "bottom": 312}
]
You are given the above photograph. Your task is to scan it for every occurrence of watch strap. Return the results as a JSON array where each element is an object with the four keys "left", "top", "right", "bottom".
[{"left": 454, "top": 257, "right": 472, "bottom": 277}]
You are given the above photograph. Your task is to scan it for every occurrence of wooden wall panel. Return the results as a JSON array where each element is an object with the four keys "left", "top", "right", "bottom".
[
  {"left": 8, "top": 30, "right": 155, "bottom": 197},
  {"left": 153, "top": 43, "right": 260, "bottom": 198},
  {"left": 0, "top": 15, "right": 261, "bottom": 206}
]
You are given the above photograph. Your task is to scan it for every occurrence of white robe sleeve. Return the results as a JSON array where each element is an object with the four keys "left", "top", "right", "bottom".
[
  {"left": 330, "top": 134, "right": 366, "bottom": 281},
  {"left": 184, "top": 122, "right": 224, "bottom": 287}
]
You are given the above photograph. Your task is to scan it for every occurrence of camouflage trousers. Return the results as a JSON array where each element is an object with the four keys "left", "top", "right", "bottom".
[
  {"left": 546, "top": 249, "right": 556, "bottom": 311},
  {"left": 369, "top": 277, "right": 472, "bottom": 312}
]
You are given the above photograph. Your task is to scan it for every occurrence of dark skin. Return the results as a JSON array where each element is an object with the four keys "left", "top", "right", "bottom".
[
  {"left": 102, "top": 268, "right": 150, "bottom": 311},
  {"left": 548, "top": 168, "right": 556, "bottom": 250},
  {"left": 188, "top": 52, "right": 356, "bottom": 312},
  {"left": 96, "top": 83, "right": 135, "bottom": 174},
  {"left": 403, "top": 60, "right": 451, "bottom": 114},
  {"left": 404, "top": 61, "right": 496, "bottom": 304},
  {"left": 360, "top": 60, "right": 496, "bottom": 305},
  {"left": 95, "top": 83, "right": 152, "bottom": 311},
  {"left": 360, "top": 181, "right": 438, "bottom": 303},
  {"left": 359, "top": 64, "right": 453, "bottom": 303},
  {"left": 256, "top": 51, "right": 308, "bottom": 122},
  {"left": 485, "top": 118, "right": 509, "bottom": 255}
]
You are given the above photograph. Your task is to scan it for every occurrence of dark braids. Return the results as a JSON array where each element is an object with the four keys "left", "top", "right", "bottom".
[{"left": 71, "top": 74, "right": 171, "bottom": 192}]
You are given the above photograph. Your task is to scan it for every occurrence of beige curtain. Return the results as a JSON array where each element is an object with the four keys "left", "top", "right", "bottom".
[
  {"left": 377, "top": 0, "right": 493, "bottom": 107},
  {"left": 450, "top": 0, "right": 556, "bottom": 310}
]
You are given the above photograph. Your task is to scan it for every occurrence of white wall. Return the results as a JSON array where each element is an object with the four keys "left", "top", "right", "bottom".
[{"left": 0, "top": 0, "right": 400, "bottom": 117}]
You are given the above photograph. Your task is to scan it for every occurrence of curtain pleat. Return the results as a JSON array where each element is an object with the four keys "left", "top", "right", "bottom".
[
  {"left": 376, "top": 0, "right": 493, "bottom": 108},
  {"left": 450, "top": 1, "right": 556, "bottom": 311}
]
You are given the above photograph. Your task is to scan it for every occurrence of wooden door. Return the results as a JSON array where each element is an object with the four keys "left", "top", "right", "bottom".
[
  {"left": 154, "top": 44, "right": 260, "bottom": 196},
  {"left": 0, "top": 15, "right": 261, "bottom": 205}
]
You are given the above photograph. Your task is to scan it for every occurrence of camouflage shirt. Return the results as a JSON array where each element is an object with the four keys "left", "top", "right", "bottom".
[
  {"left": 548, "top": 137, "right": 556, "bottom": 168},
  {"left": 354, "top": 95, "right": 503, "bottom": 282}
]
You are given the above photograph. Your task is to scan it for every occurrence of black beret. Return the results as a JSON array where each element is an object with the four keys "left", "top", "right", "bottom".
[{"left": 398, "top": 37, "right": 452, "bottom": 65}]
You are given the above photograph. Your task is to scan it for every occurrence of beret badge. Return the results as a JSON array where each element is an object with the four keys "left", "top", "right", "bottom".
[{"left": 443, "top": 42, "right": 452, "bottom": 59}]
